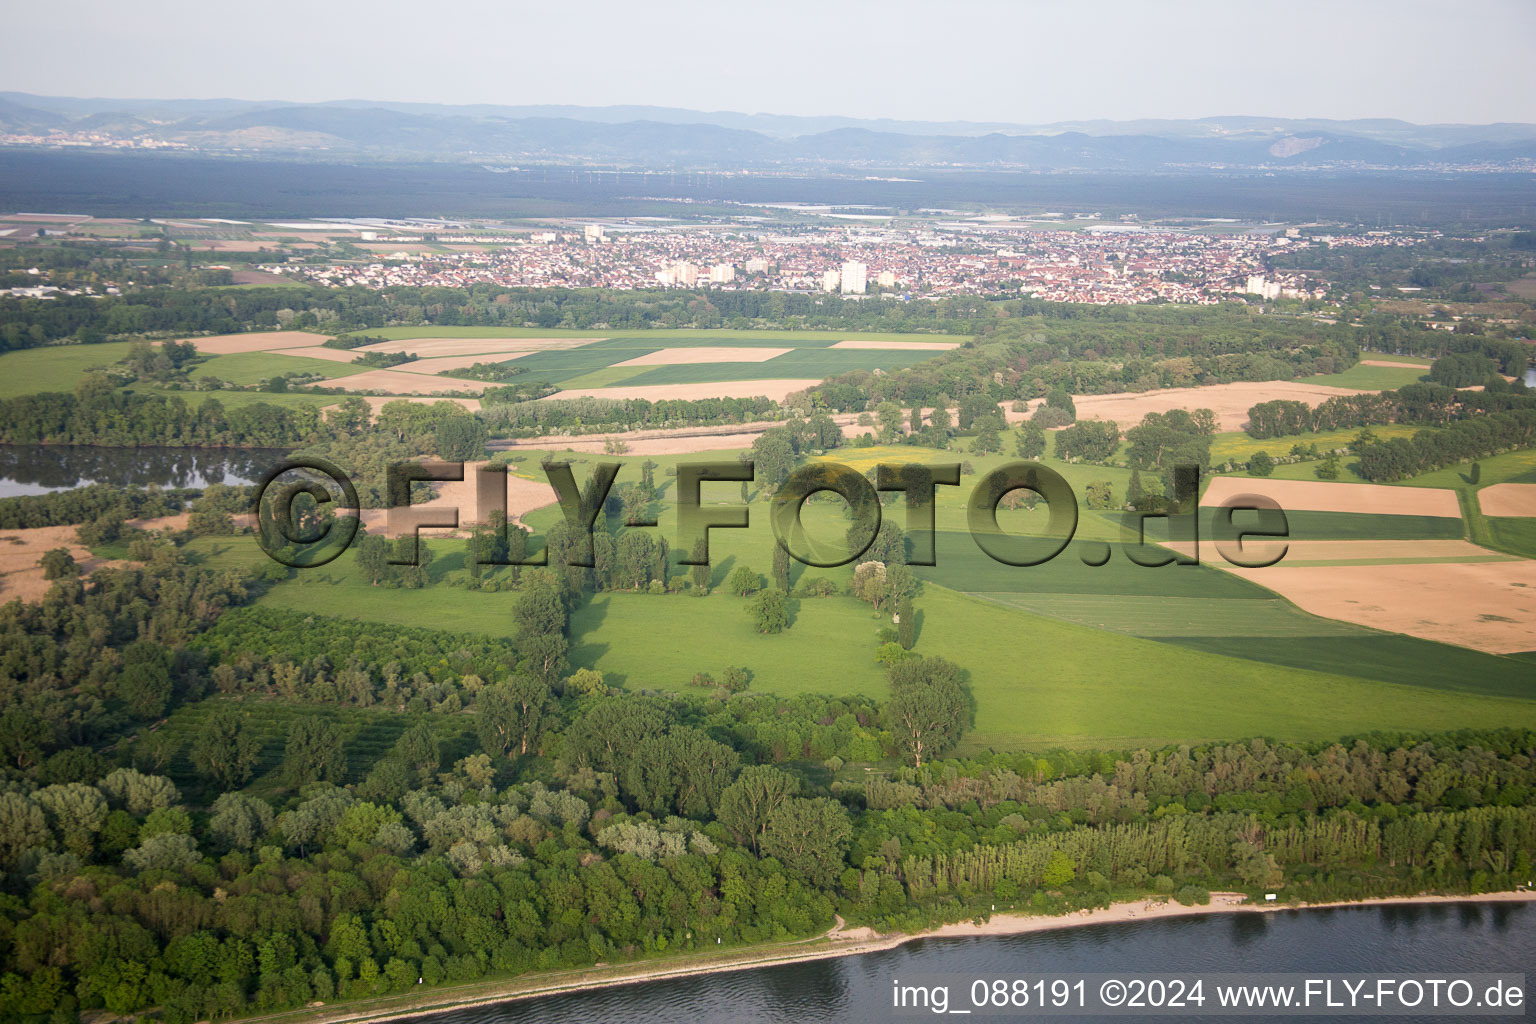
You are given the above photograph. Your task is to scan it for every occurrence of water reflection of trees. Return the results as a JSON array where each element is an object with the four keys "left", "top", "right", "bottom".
[{"left": 0, "top": 445, "right": 288, "bottom": 493}]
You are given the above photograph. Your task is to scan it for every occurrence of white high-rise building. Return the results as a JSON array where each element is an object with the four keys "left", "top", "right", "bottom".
[
  {"left": 876, "top": 270, "right": 897, "bottom": 289},
  {"left": 821, "top": 269, "right": 842, "bottom": 293},
  {"left": 709, "top": 263, "right": 736, "bottom": 284},
  {"left": 744, "top": 258, "right": 770, "bottom": 275},
  {"left": 584, "top": 224, "right": 606, "bottom": 243},
  {"left": 672, "top": 261, "right": 698, "bottom": 287},
  {"left": 840, "top": 261, "right": 867, "bottom": 294}
]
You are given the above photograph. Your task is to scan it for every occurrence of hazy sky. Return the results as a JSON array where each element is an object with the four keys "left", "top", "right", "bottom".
[{"left": 6, "top": 0, "right": 1535, "bottom": 124}]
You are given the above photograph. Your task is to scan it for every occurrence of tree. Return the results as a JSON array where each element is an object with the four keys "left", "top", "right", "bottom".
[
  {"left": 33, "top": 783, "right": 106, "bottom": 858},
  {"left": 477, "top": 674, "right": 551, "bottom": 758},
  {"left": 717, "top": 765, "right": 799, "bottom": 852},
  {"left": 1084, "top": 481, "right": 1114, "bottom": 510},
  {"left": 1015, "top": 422, "right": 1047, "bottom": 460},
  {"left": 114, "top": 640, "right": 174, "bottom": 719},
  {"left": 897, "top": 595, "right": 915, "bottom": 650},
  {"left": 39, "top": 547, "right": 78, "bottom": 580},
  {"left": 690, "top": 537, "right": 710, "bottom": 593},
  {"left": 1247, "top": 451, "right": 1276, "bottom": 477},
  {"left": 885, "top": 656, "right": 968, "bottom": 767},
  {"left": 433, "top": 416, "right": 489, "bottom": 460},
  {"left": 852, "top": 560, "right": 889, "bottom": 611},
  {"left": 1316, "top": 453, "right": 1341, "bottom": 480},
  {"left": 1042, "top": 850, "right": 1076, "bottom": 888},
  {"left": 761, "top": 797, "right": 852, "bottom": 886},
  {"left": 727, "top": 565, "right": 760, "bottom": 596},
  {"left": 1127, "top": 469, "right": 1145, "bottom": 509},
  {"left": 1046, "top": 388, "right": 1077, "bottom": 420},
  {"left": 391, "top": 723, "right": 441, "bottom": 782},
  {"left": 750, "top": 587, "right": 789, "bottom": 633},
  {"left": 875, "top": 401, "right": 905, "bottom": 443},
  {"left": 278, "top": 718, "right": 345, "bottom": 787},
  {"left": 190, "top": 709, "right": 260, "bottom": 789},
  {"left": 971, "top": 417, "right": 1003, "bottom": 456},
  {"left": 513, "top": 569, "right": 568, "bottom": 683},
  {"left": 772, "top": 542, "right": 791, "bottom": 593},
  {"left": 209, "top": 792, "right": 275, "bottom": 851},
  {"left": 354, "top": 533, "right": 391, "bottom": 586}
]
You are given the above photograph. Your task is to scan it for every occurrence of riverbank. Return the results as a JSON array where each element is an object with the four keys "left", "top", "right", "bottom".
[{"left": 234, "top": 890, "right": 1536, "bottom": 1024}]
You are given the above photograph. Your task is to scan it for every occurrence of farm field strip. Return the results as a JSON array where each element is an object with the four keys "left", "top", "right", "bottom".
[
  {"left": 1478, "top": 484, "right": 1536, "bottom": 518},
  {"left": 612, "top": 346, "right": 792, "bottom": 366},
  {"left": 1200, "top": 476, "right": 1461, "bottom": 517},
  {"left": 176, "top": 330, "right": 333, "bottom": 354}
]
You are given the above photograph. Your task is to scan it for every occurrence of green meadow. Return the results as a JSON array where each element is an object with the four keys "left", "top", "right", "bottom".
[{"left": 223, "top": 440, "right": 1536, "bottom": 752}]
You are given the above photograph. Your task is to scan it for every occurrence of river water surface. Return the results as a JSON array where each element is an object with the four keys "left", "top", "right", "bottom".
[{"left": 405, "top": 903, "right": 1532, "bottom": 1024}]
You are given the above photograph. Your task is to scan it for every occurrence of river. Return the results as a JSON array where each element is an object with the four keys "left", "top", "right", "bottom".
[
  {"left": 0, "top": 444, "right": 289, "bottom": 498},
  {"left": 405, "top": 903, "right": 1532, "bottom": 1024}
]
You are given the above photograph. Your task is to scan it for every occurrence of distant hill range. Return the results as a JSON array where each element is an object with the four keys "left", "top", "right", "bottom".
[{"left": 3, "top": 92, "right": 1534, "bottom": 171}]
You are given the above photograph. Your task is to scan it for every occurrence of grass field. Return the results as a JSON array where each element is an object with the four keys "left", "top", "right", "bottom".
[
  {"left": 189, "top": 350, "right": 368, "bottom": 386},
  {"left": 1391, "top": 448, "right": 1536, "bottom": 490},
  {"left": 1487, "top": 517, "right": 1536, "bottom": 561},
  {"left": 1306, "top": 363, "right": 1428, "bottom": 390},
  {"left": 0, "top": 342, "right": 140, "bottom": 397},
  {"left": 1209, "top": 509, "right": 1466, "bottom": 541},
  {"left": 1209, "top": 424, "right": 1420, "bottom": 467},
  {"left": 213, "top": 436, "right": 1536, "bottom": 750}
]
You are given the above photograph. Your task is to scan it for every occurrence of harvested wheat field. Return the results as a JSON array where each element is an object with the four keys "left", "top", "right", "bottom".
[
  {"left": 1211, "top": 558, "right": 1536, "bottom": 654},
  {"left": 314, "top": 369, "right": 486, "bottom": 394},
  {"left": 1201, "top": 476, "right": 1461, "bottom": 517},
  {"left": 613, "top": 347, "right": 791, "bottom": 366},
  {"left": 546, "top": 379, "right": 822, "bottom": 403},
  {"left": 1360, "top": 359, "right": 1431, "bottom": 369},
  {"left": 1005, "top": 380, "right": 1371, "bottom": 432},
  {"left": 830, "top": 339, "right": 961, "bottom": 350},
  {"left": 354, "top": 337, "right": 604, "bottom": 356},
  {"left": 184, "top": 331, "right": 334, "bottom": 354},
  {"left": 1478, "top": 484, "right": 1536, "bottom": 518},
  {"left": 0, "top": 525, "right": 126, "bottom": 603}
]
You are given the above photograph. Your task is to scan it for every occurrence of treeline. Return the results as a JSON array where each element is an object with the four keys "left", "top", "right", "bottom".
[
  {"left": 0, "top": 380, "right": 323, "bottom": 447},
  {"left": 1355, "top": 410, "right": 1536, "bottom": 482},
  {"left": 1357, "top": 321, "right": 1533, "bottom": 376},
  {"left": 1246, "top": 379, "right": 1536, "bottom": 440},
  {"left": 0, "top": 283, "right": 982, "bottom": 352},
  {"left": 812, "top": 306, "right": 1360, "bottom": 412},
  {"left": 0, "top": 483, "right": 188, "bottom": 530},
  {"left": 478, "top": 394, "right": 784, "bottom": 437}
]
